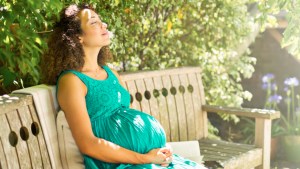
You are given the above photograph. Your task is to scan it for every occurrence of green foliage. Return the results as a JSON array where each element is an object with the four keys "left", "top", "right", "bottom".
[
  {"left": 0, "top": 0, "right": 292, "bottom": 126},
  {"left": 104, "top": 0, "right": 258, "bottom": 118},
  {"left": 256, "top": 0, "right": 300, "bottom": 59},
  {"left": 241, "top": 117, "right": 285, "bottom": 144},
  {"left": 1, "top": 0, "right": 258, "bottom": 111},
  {"left": 174, "top": 1, "right": 257, "bottom": 122},
  {"left": 281, "top": 1, "right": 300, "bottom": 59},
  {"left": 0, "top": 0, "right": 62, "bottom": 93},
  {"left": 96, "top": 0, "right": 187, "bottom": 71}
]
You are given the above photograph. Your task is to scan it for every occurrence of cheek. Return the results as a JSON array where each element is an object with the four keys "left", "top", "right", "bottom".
[
  {"left": 84, "top": 31, "right": 101, "bottom": 43},
  {"left": 86, "top": 29, "right": 100, "bottom": 36}
]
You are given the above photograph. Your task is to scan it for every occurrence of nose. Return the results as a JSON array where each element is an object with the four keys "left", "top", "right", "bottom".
[{"left": 102, "top": 22, "right": 107, "bottom": 29}]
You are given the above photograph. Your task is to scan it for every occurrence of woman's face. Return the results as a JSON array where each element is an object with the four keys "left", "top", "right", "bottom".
[{"left": 78, "top": 9, "right": 110, "bottom": 48}]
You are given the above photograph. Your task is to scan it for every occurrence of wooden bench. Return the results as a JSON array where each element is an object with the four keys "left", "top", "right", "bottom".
[{"left": 0, "top": 66, "right": 280, "bottom": 169}]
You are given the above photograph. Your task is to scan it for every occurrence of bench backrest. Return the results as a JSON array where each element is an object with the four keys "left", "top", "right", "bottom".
[
  {"left": 121, "top": 67, "right": 208, "bottom": 141},
  {"left": 0, "top": 66, "right": 207, "bottom": 169},
  {"left": 0, "top": 94, "right": 53, "bottom": 169}
]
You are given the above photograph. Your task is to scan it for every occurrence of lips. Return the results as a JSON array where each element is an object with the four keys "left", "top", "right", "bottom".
[
  {"left": 101, "top": 31, "right": 113, "bottom": 39},
  {"left": 101, "top": 31, "right": 108, "bottom": 36}
]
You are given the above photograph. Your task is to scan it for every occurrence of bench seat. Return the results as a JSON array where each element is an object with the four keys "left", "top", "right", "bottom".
[{"left": 200, "top": 139, "right": 262, "bottom": 168}]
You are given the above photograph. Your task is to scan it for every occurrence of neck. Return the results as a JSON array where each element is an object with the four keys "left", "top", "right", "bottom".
[{"left": 82, "top": 46, "right": 101, "bottom": 71}]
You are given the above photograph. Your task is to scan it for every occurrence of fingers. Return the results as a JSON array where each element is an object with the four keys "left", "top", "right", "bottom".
[
  {"left": 160, "top": 147, "right": 172, "bottom": 154},
  {"left": 146, "top": 147, "right": 173, "bottom": 166},
  {"left": 164, "top": 156, "right": 173, "bottom": 163},
  {"left": 160, "top": 156, "right": 173, "bottom": 167},
  {"left": 160, "top": 146, "right": 171, "bottom": 152},
  {"left": 160, "top": 146, "right": 173, "bottom": 158},
  {"left": 161, "top": 146, "right": 173, "bottom": 164},
  {"left": 160, "top": 164, "right": 169, "bottom": 167}
]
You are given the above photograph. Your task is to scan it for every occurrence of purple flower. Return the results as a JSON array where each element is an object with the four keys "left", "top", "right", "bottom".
[
  {"left": 261, "top": 82, "right": 277, "bottom": 90},
  {"left": 262, "top": 73, "right": 274, "bottom": 83},
  {"left": 284, "top": 77, "right": 299, "bottom": 87},
  {"left": 284, "top": 87, "right": 289, "bottom": 92},
  {"left": 268, "top": 94, "right": 282, "bottom": 104},
  {"left": 262, "top": 83, "right": 268, "bottom": 90},
  {"left": 271, "top": 83, "right": 277, "bottom": 90}
]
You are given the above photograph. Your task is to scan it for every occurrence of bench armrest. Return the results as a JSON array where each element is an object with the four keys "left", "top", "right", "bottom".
[
  {"left": 202, "top": 105, "right": 280, "bottom": 119},
  {"left": 202, "top": 104, "right": 280, "bottom": 168}
]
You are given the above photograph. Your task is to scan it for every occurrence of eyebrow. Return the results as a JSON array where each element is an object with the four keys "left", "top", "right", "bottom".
[{"left": 89, "top": 15, "right": 101, "bottom": 21}]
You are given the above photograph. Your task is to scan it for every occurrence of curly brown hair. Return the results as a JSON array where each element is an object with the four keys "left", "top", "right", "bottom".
[{"left": 41, "top": 4, "right": 112, "bottom": 85}]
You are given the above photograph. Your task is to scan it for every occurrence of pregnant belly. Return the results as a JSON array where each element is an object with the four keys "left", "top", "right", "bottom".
[{"left": 92, "top": 108, "right": 167, "bottom": 154}]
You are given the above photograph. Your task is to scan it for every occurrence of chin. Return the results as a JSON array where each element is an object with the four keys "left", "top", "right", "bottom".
[{"left": 103, "top": 41, "right": 111, "bottom": 47}]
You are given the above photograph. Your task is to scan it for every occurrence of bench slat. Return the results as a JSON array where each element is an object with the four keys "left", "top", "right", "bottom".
[
  {"left": 199, "top": 138, "right": 255, "bottom": 149},
  {"left": 161, "top": 75, "right": 179, "bottom": 142},
  {"left": 0, "top": 95, "right": 51, "bottom": 169},
  {"left": 199, "top": 139, "right": 262, "bottom": 169},
  {"left": 0, "top": 114, "right": 19, "bottom": 169},
  {"left": 170, "top": 74, "right": 188, "bottom": 141},
  {"left": 135, "top": 79, "right": 151, "bottom": 115},
  {"left": 143, "top": 78, "right": 161, "bottom": 121},
  {"left": 201, "top": 145, "right": 252, "bottom": 155},
  {"left": 18, "top": 105, "right": 43, "bottom": 168},
  {"left": 28, "top": 104, "right": 51, "bottom": 168},
  {"left": 0, "top": 137, "right": 8, "bottom": 169},
  {"left": 179, "top": 73, "right": 196, "bottom": 140},
  {"left": 195, "top": 73, "right": 208, "bottom": 138},
  {"left": 6, "top": 110, "right": 32, "bottom": 169},
  {"left": 124, "top": 80, "right": 141, "bottom": 110},
  {"left": 152, "top": 76, "right": 171, "bottom": 141}
]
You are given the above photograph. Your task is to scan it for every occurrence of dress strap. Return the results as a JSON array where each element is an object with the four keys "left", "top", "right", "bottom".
[{"left": 102, "top": 65, "right": 119, "bottom": 82}]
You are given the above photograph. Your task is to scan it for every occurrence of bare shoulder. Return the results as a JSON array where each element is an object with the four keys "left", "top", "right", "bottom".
[
  {"left": 58, "top": 72, "right": 82, "bottom": 84},
  {"left": 57, "top": 72, "right": 86, "bottom": 101},
  {"left": 58, "top": 73, "right": 84, "bottom": 89}
]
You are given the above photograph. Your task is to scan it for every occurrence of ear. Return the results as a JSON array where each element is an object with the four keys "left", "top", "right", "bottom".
[{"left": 78, "top": 36, "right": 83, "bottom": 44}]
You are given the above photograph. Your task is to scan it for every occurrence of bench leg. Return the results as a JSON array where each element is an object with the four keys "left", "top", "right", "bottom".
[{"left": 255, "top": 118, "right": 271, "bottom": 169}]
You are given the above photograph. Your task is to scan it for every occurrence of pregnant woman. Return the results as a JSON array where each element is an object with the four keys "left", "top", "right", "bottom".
[{"left": 41, "top": 3, "right": 206, "bottom": 169}]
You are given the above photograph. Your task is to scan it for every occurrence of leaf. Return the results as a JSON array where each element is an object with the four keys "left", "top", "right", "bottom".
[
  {"left": 114, "top": 0, "right": 120, "bottom": 6},
  {"left": 0, "top": 67, "right": 16, "bottom": 87},
  {"left": 35, "top": 37, "right": 42, "bottom": 45}
]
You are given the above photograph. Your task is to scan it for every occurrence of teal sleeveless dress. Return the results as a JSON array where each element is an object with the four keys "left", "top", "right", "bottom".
[{"left": 59, "top": 66, "right": 206, "bottom": 169}]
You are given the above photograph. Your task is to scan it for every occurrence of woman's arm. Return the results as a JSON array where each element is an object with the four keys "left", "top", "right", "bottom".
[{"left": 57, "top": 73, "right": 171, "bottom": 165}]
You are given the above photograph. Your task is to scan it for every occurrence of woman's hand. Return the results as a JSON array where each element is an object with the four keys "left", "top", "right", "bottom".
[{"left": 145, "top": 146, "right": 173, "bottom": 167}]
